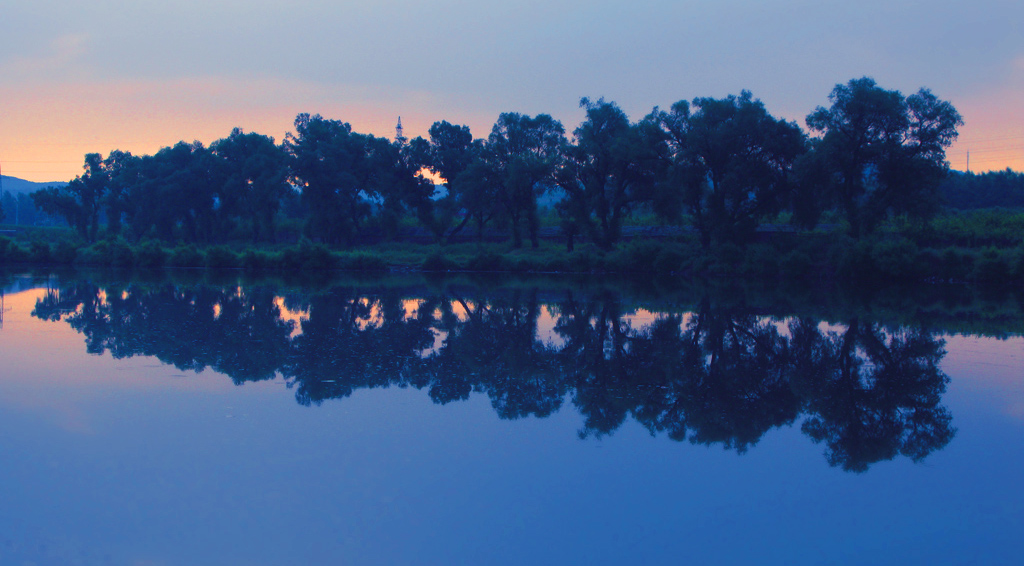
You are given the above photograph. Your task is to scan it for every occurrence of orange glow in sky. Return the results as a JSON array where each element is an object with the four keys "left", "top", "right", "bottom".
[
  {"left": 1, "top": 2, "right": 1021, "bottom": 183},
  {"left": 1, "top": 76, "right": 1019, "bottom": 183},
  {"left": 0, "top": 77, "right": 472, "bottom": 183}
]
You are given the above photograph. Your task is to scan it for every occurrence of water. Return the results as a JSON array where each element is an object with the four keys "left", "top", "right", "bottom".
[{"left": 0, "top": 272, "right": 1021, "bottom": 565}]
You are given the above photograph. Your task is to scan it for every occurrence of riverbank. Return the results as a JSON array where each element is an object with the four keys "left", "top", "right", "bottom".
[{"left": 3, "top": 225, "right": 1023, "bottom": 288}]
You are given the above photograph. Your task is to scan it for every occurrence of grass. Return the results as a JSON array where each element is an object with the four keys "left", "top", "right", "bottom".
[{"left": 4, "top": 209, "right": 1024, "bottom": 288}]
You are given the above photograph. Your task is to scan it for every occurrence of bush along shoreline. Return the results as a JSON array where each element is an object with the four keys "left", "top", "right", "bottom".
[{"left": 2, "top": 228, "right": 1022, "bottom": 288}]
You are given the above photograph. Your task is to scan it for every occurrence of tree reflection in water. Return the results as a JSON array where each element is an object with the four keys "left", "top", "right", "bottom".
[{"left": 34, "top": 280, "right": 955, "bottom": 472}]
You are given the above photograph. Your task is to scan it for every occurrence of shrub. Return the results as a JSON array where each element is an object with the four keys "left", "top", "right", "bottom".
[
  {"left": 466, "top": 251, "right": 507, "bottom": 271},
  {"left": 837, "top": 238, "right": 922, "bottom": 284},
  {"left": 108, "top": 239, "right": 134, "bottom": 267},
  {"left": 0, "top": 236, "right": 29, "bottom": 263},
  {"left": 653, "top": 247, "right": 688, "bottom": 274},
  {"left": 135, "top": 240, "right": 168, "bottom": 268},
  {"left": 780, "top": 249, "right": 814, "bottom": 280},
  {"left": 168, "top": 244, "right": 205, "bottom": 268},
  {"left": 422, "top": 252, "right": 457, "bottom": 271},
  {"left": 1015, "top": 246, "right": 1024, "bottom": 281},
  {"left": 204, "top": 245, "right": 239, "bottom": 269},
  {"left": 338, "top": 253, "right": 388, "bottom": 271},
  {"left": 706, "top": 242, "right": 744, "bottom": 276},
  {"left": 241, "top": 249, "right": 274, "bottom": 271},
  {"left": 741, "top": 244, "right": 780, "bottom": 279},
  {"left": 924, "top": 247, "right": 973, "bottom": 282},
  {"left": 282, "top": 241, "right": 337, "bottom": 271},
  {"left": 563, "top": 246, "right": 602, "bottom": 273},
  {"left": 606, "top": 240, "right": 664, "bottom": 272},
  {"left": 28, "top": 241, "right": 51, "bottom": 263},
  {"left": 836, "top": 240, "right": 875, "bottom": 283},
  {"left": 75, "top": 241, "right": 110, "bottom": 265},
  {"left": 973, "top": 247, "right": 1012, "bottom": 285},
  {"left": 52, "top": 240, "right": 79, "bottom": 264},
  {"left": 871, "top": 238, "right": 921, "bottom": 282}
]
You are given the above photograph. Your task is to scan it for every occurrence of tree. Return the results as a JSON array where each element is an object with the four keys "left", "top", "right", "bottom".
[
  {"left": 285, "top": 113, "right": 373, "bottom": 246},
  {"left": 656, "top": 91, "right": 806, "bottom": 247},
  {"left": 804, "top": 77, "right": 962, "bottom": 237},
  {"left": 211, "top": 129, "right": 292, "bottom": 242},
  {"left": 451, "top": 148, "right": 505, "bottom": 241},
  {"left": 123, "top": 141, "right": 225, "bottom": 243},
  {"left": 485, "top": 112, "right": 566, "bottom": 248},
  {"left": 938, "top": 169, "right": 1024, "bottom": 209},
  {"left": 406, "top": 121, "right": 490, "bottom": 242},
  {"left": 101, "top": 150, "right": 140, "bottom": 238},
  {"left": 557, "top": 99, "right": 667, "bottom": 250},
  {"left": 362, "top": 133, "right": 433, "bottom": 240},
  {"left": 31, "top": 153, "right": 108, "bottom": 242}
]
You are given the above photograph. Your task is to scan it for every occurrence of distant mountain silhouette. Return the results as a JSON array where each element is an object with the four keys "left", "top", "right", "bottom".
[{"left": 0, "top": 175, "right": 65, "bottom": 196}]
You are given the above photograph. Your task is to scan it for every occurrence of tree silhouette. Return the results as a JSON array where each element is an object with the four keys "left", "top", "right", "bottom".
[
  {"left": 655, "top": 92, "right": 806, "bottom": 246},
  {"left": 211, "top": 129, "right": 292, "bottom": 243},
  {"left": 557, "top": 99, "right": 666, "bottom": 250},
  {"left": 485, "top": 113, "right": 566, "bottom": 248},
  {"left": 285, "top": 114, "right": 374, "bottom": 245},
  {"left": 31, "top": 153, "right": 108, "bottom": 242},
  {"left": 804, "top": 77, "right": 962, "bottom": 237}
]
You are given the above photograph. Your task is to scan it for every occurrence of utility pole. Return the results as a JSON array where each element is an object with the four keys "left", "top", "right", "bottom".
[{"left": 966, "top": 151, "right": 970, "bottom": 173}]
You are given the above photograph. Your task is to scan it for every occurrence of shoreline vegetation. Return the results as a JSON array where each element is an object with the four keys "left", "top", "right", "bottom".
[
  {"left": 2, "top": 209, "right": 1024, "bottom": 287},
  {"left": 2, "top": 76, "right": 1022, "bottom": 287}
]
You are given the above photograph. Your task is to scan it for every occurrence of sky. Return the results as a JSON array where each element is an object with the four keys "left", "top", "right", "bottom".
[{"left": 1, "top": 0, "right": 1022, "bottom": 183}]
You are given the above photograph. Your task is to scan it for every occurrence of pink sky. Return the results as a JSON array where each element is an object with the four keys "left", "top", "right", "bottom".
[{"left": 2, "top": 1, "right": 1021, "bottom": 183}]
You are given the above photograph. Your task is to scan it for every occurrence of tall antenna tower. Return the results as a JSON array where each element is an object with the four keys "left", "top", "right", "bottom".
[{"left": 395, "top": 116, "right": 407, "bottom": 146}]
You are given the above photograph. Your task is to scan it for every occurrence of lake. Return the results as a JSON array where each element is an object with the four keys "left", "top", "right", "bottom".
[{"left": 1, "top": 270, "right": 1022, "bottom": 565}]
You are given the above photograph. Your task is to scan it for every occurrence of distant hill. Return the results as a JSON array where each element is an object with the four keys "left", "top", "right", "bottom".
[{"left": 0, "top": 175, "right": 65, "bottom": 196}]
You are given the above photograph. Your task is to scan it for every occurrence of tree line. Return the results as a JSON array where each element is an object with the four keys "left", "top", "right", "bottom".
[
  {"left": 30, "top": 77, "right": 963, "bottom": 250},
  {"left": 938, "top": 169, "right": 1024, "bottom": 209}
]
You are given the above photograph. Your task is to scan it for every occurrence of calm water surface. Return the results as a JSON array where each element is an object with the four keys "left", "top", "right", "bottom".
[{"left": 0, "top": 273, "right": 1021, "bottom": 565}]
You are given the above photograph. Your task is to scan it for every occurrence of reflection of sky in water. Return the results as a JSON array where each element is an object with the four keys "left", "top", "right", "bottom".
[
  {"left": 1, "top": 284, "right": 1022, "bottom": 564},
  {"left": 942, "top": 335, "right": 1024, "bottom": 419}
]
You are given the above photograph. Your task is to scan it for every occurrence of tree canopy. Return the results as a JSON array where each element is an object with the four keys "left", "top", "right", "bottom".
[
  {"left": 25, "top": 77, "right": 967, "bottom": 249},
  {"left": 656, "top": 91, "right": 806, "bottom": 246},
  {"left": 557, "top": 98, "right": 666, "bottom": 250},
  {"left": 803, "top": 77, "right": 962, "bottom": 237}
]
